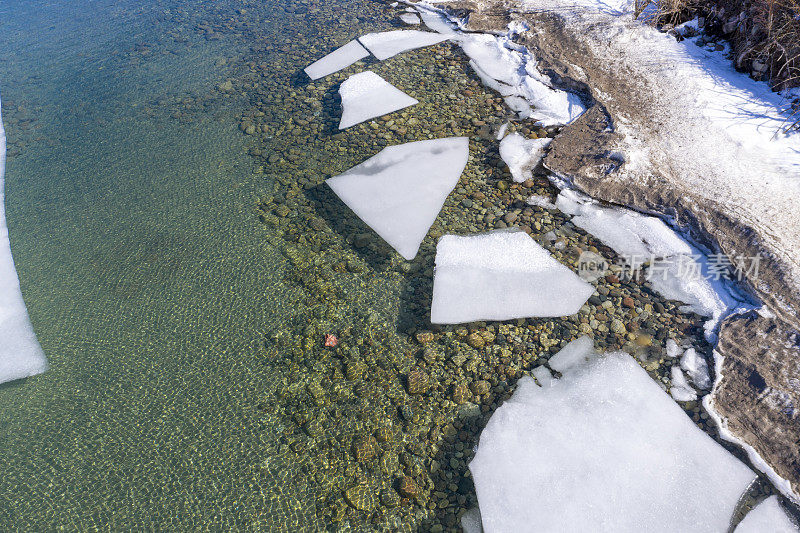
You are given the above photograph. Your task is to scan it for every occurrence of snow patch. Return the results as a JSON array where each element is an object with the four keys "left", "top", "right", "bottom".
[
  {"left": 338, "top": 71, "right": 418, "bottom": 129},
  {"left": 430, "top": 231, "right": 594, "bottom": 323},
  {"left": 0, "top": 92, "right": 48, "bottom": 384},
  {"left": 304, "top": 40, "right": 370, "bottom": 80},
  {"left": 413, "top": 6, "right": 585, "bottom": 126},
  {"left": 470, "top": 344, "right": 757, "bottom": 532},
  {"left": 326, "top": 137, "right": 468, "bottom": 260}
]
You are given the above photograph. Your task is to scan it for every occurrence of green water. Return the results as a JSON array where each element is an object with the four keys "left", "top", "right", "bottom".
[{"left": 0, "top": 0, "right": 307, "bottom": 528}]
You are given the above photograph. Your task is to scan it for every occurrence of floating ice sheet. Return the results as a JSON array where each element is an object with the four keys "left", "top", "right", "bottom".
[
  {"left": 399, "top": 12, "right": 421, "bottom": 25},
  {"left": 735, "top": 496, "right": 799, "bottom": 533},
  {"left": 470, "top": 342, "right": 757, "bottom": 533},
  {"left": 499, "top": 133, "right": 551, "bottom": 182},
  {"left": 338, "top": 71, "right": 418, "bottom": 129},
  {"left": 0, "top": 95, "right": 47, "bottom": 384},
  {"left": 326, "top": 137, "right": 469, "bottom": 260},
  {"left": 430, "top": 231, "right": 594, "bottom": 324},
  {"left": 304, "top": 40, "right": 370, "bottom": 80},
  {"left": 358, "top": 30, "right": 448, "bottom": 61}
]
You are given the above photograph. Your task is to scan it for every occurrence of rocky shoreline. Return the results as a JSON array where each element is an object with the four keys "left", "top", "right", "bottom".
[{"left": 429, "top": 0, "right": 800, "bottom": 504}]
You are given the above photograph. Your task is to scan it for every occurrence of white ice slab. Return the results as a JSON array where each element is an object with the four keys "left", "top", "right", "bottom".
[
  {"left": 399, "top": 12, "right": 421, "bottom": 25},
  {"left": 338, "top": 71, "right": 418, "bottom": 129},
  {"left": 430, "top": 231, "right": 594, "bottom": 324},
  {"left": 470, "top": 344, "right": 757, "bottom": 533},
  {"left": 499, "top": 133, "right": 551, "bottom": 183},
  {"left": 304, "top": 40, "right": 370, "bottom": 80},
  {"left": 358, "top": 30, "right": 448, "bottom": 61},
  {"left": 735, "top": 496, "right": 799, "bottom": 533},
  {"left": 0, "top": 94, "right": 48, "bottom": 384},
  {"left": 326, "top": 138, "right": 469, "bottom": 260}
]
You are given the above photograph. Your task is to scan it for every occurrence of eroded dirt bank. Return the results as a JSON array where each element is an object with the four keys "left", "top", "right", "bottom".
[{"left": 433, "top": 0, "right": 800, "bottom": 501}]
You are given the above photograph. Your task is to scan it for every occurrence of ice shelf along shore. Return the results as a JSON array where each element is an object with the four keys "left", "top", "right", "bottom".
[
  {"left": 555, "top": 188, "right": 749, "bottom": 337},
  {"left": 326, "top": 137, "right": 469, "bottom": 260},
  {"left": 358, "top": 30, "right": 448, "bottom": 61},
  {"left": 469, "top": 337, "right": 757, "bottom": 533},
  {"left": 338, "top": 71, "right": 418, "bottom": 129},
  {"left": 303, "top": 40, "right": 370, "bottom": 80},
  {"left": 430, "top": 231, "right": 593, "bottom": 323},
  {"left": 0, "top": 94, "right": 48, "bottom": 384}
]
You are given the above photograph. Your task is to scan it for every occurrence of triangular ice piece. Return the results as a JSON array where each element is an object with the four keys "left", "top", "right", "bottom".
[
  {"left": 358, "top": 30, "right": 449, "bottom": 61},
  {"left": 326, "top": 138, "right": 469, "bottom": 260},
  {"left": 1, "top": 96, "right": 47, "bottom": 384},
  {"left": 304, "top": 40, "right": 370, "bottom": 80},
  {"left": 338, "top": 71, "right": 418, "bottom": 129},
  {"left": 430, "top": 231, "right": 593, "bottom": 324},
  {"left": 470, "top": 347, "right": 757, "bottom": 533}
]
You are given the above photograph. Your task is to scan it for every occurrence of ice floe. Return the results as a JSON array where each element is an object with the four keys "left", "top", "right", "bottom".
[
  {"left": 358, "top": 30, "right": 448, "bottom": 61},
  {"left": 461, "top": 33, "right": 584, "bottom": 126},
  {"left": 470, "top": 340, "right": 757, "bottom": 532},
  {"left": 326, "top": 137, "right": 468, "bottom": 260},
  {"left": 338, "top": 71, "right": 418, "bottom": 129},
  {"left": 304, "top": 40, "right": 370, "bottom": 80},
  {"left": 498, "top": 133, "right": 550, "bottom": 183},
  {"left": 735, "top": 496, "right": 799, "bottom": 533},
  {"left": 399, "top": 12, "right": 421, "bottom": 25},
  {"left": 430, "top": 231, "right": 594, "bottom": 324},
  {"left": 0, "top": 94, "right": 47, "bottom": 384}
]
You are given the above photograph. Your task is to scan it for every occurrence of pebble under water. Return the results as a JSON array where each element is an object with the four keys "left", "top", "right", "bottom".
[{"left": 0, "top": 0, "right": 777, "bottom": 530}]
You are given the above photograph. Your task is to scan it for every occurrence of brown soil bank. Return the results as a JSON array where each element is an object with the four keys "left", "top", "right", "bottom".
[{"left": 434, "top": 0, "right": 800, "bottom": 501}]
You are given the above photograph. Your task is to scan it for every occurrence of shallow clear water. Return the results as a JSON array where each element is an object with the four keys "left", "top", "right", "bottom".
[
  {"left": 0, "top": 0, "right": 747, "bottom": 529},
  {"left": 0, "top": 0, "right": 307, "bottom": 528}
]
